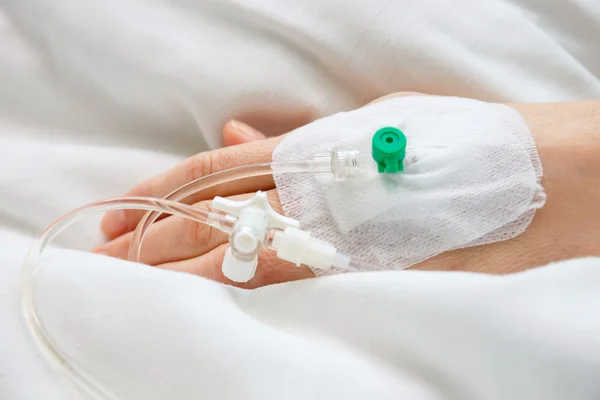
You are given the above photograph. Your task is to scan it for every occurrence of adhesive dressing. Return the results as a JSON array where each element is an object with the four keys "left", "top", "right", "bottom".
[{"left": 273, "top": 96, "right": 545, "bottom": 275}]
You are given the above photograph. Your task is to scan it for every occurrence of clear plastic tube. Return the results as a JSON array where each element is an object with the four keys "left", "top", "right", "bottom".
[
  {"left": 20, "top": 197, "right": 235, "bottom": 400},
  {"left": 127, "top": 145, "right": 448, "bottom": 273},
  {"left": 21, "top": 151, "right": 382, "bottom": 400},
  {"left": 128, "top": 160, "right": 316, "bottom": 263},
  {"left": 263, "top": 229, "right": 384, "bottom": 273}
]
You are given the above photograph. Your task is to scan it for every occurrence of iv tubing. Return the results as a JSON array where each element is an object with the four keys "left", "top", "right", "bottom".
[
  {"left": 20, "top": 159, "right": 335, "bottom": 400},
  {"left": 128, "top": 160, "right": 315, "bottom": 263},
  {"left": 128, "top": 146, "right": 442, "bottom": 263},
  {"left": 21, "top": 154, "right": 380, "bottom": 400},
  {"left": 20, "top": 197, "right": 235, "bottom": 400}
]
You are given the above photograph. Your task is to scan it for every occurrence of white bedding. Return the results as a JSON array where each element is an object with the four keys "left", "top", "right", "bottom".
[{"left": 1, "top": 1, "right": 600, "bottom": 399}]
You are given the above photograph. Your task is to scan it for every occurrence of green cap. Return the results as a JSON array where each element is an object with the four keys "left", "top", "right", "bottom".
[{"left": 371, "top": 127, "right": 407, "bottom": 173}]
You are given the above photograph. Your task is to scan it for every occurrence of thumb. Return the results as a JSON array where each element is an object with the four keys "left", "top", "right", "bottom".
[{"left": 223, "top": 120, "right": 266, "bottom": 146}]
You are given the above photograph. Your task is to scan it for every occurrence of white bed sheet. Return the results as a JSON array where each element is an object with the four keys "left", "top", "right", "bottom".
[{"left": 1, "top": 1, "right": 600, "bottom": 399}]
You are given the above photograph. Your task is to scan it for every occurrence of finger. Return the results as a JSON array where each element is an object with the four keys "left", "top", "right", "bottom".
[
  {"left": 95, "top": 190, "right": 282, "bottom": 266},
  {"left": 230, "top": 108, "right": 315, "bottom": 137},
  {"left": 222, "top": 120, "right": 266, "bottom": 146},
  {"left": 101, "top": 133, "right": 282, "bottom": 239},
  {"left": 158, "top": 243, "right": 315, "bottom": 289}
]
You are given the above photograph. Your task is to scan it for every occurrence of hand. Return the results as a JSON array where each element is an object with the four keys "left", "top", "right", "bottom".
[
  {"left": 93, "top": 120, "right": 315, "bottom": 288},
  {"left": 94, "top": 95, "right": 600, "bottom": 287}
]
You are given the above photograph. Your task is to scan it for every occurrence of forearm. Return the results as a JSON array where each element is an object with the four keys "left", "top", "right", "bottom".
[{"left": 96, "top": 96, "right": 600, "bottom": 284}]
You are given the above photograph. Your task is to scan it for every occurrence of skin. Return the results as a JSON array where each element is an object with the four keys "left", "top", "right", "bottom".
[{"left": 93, "top": 93, "right": 600, "bottom": 288}]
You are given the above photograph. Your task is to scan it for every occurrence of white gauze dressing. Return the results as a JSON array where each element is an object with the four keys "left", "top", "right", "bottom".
[{"left": 272, "top": 96, "right": 545, "bottom": 275}]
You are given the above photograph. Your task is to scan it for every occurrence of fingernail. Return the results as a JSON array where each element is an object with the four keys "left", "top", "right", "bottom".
[
  {"left": 229, "top": 120, "right": 263, "bottom": 139},
  {"left": 101, "top": 210, "right": 128, "bottom": 237}
]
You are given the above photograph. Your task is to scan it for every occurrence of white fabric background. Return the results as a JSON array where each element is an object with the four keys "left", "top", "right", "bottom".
[{"left": 1, "top": 0, "right": 600, "bottom": 399}]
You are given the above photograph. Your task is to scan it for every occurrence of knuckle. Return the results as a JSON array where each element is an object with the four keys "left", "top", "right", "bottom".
[{"left": 186, "top": 150, "right": 229, "bottom": 183}]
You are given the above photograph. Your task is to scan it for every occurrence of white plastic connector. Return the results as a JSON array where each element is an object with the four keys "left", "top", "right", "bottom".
[
  {"left": 212, "top": 191, "right": 300, "bottom": 283},
  {"left": 311, "top": 149, "right": 369, "bottom": 181},
  {"left": 212, "top": 191, "right": 300, "bottom": 231},
  {"left": 221, "top": 248, "right": 258, "bottom": 283},
  {"left": 272, "top": 226, "right": 347, "bottom": 270}
]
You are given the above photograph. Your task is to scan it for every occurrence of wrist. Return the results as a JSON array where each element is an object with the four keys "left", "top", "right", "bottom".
[
  {"left": 415, "top": 100, "right": 600, "bottom": 274},
  {"left": 510, "top": 101, "right": 600, "bottom": 174}
]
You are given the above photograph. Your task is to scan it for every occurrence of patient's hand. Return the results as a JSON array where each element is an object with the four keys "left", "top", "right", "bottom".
[
  {"left": 94, "top": 96, "right": 600, "bottom": 287},
  {"left": 94, "top": 121, "right": 314, "bottom": 288}
]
